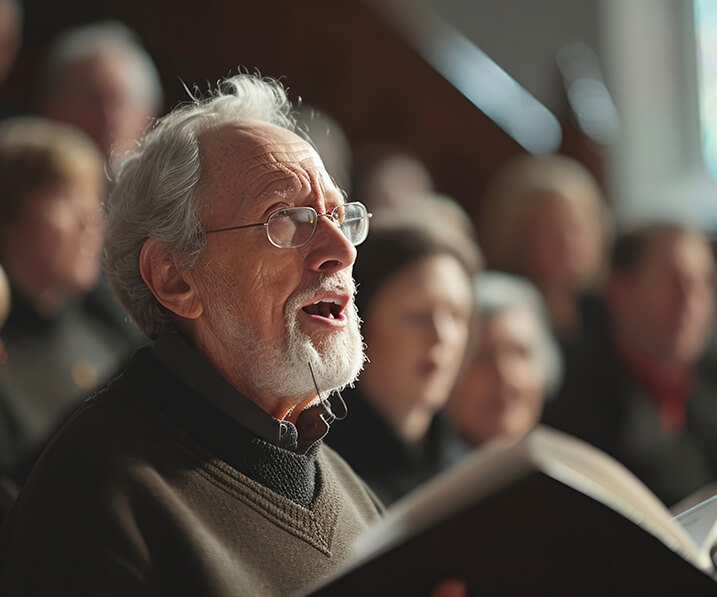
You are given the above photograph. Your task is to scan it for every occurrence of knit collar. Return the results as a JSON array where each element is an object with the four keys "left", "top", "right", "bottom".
[{"left": 151, "top": 332, "right": 344, "bottom": 454}]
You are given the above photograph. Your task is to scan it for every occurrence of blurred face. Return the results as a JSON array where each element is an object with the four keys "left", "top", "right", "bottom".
[
  {"left": 191, "top": 121, "right": 363, "bottom": 407},
  {"left": 449, "top": 307, "right": 545, "bottom": 445},
  {"left": 608, "top": 230, "right": 715, "bottom": 366},
  {"left": 360, "top": 254, "right": 473, "bottom": 417},
  {"left": 519, "top": 192, "right": 602, "bottom": 291},
  {"left": 44, "top": 52, "right": 154, "bottom": 158},
  {"left": 2, "top": 181, "right": 104, "bottom": 301}
]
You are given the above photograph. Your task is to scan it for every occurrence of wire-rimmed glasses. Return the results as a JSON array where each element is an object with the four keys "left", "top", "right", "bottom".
[{"left": 204, "top": 201, "right": 372, "bottom": 249}]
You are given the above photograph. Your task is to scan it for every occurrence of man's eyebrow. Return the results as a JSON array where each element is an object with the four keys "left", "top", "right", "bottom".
[
  {"left": 257, "top": 180, "right": 300, "bottom": 198},
  {"left": 238, "top": 164, "right": 302, "bottom": 208}
]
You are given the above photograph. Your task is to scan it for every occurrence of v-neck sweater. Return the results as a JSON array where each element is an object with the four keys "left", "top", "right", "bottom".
[{"left": 0, "top": 345, "right": 383, "bottom": 596}]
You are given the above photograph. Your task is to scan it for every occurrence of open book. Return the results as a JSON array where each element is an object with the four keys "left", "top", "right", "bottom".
[{"left": 306, "top": 426, "right": 717, "bottom": 596}]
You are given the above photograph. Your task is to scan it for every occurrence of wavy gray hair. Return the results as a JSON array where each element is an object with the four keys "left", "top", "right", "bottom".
[{"left": 104, "top": 74, "right": 300, "bottom": 339}]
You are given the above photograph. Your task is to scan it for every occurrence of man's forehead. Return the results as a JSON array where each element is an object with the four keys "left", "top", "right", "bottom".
[
  {"left": 199, "top": 120, "right": 319, "bottom": 167},
  {"left": 197, "top": 120, "right": 339, "bottom": 218}
]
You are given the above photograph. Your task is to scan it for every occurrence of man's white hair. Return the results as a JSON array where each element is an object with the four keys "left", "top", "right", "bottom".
[{"left": 104, "top": 73, "right": 300, "bottom": 338}]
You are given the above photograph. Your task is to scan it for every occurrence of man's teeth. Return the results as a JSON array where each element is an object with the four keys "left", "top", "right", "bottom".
[{"left": 303, "top": 299, "right": 342, "bottom": 318}]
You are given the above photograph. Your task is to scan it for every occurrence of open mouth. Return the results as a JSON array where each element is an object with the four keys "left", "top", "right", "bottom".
[{"left": 301, "top": 298, "right": 344, "bottom": 320}]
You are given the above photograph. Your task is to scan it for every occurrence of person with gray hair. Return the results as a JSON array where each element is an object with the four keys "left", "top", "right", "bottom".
[
  {"left": 38, "top": 20, "right": 163, "bottom": 162},
  {"left": 447, "top": 271, "right": 563, "bottom": 447},
  {"left": 0, "top": 73, "right": 385, "bottom": 596}
]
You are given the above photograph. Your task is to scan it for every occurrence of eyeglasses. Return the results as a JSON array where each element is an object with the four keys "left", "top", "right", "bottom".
[{"left": 204, "top": 201, "right": 372, "bottom": 249}]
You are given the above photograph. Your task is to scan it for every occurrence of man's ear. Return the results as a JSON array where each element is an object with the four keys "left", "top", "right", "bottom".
[{"left": 139, "top": 238, "right": 204, "bottom": 320}]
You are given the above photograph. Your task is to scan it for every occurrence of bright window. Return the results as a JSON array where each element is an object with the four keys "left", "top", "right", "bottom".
[{"left": 694, "top": 0, "right": 717, "bottom": 176}]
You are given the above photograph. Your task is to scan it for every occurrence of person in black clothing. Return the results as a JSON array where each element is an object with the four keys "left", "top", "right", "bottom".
[
  {"left": 543, "top": 222, "right": 717, "bottom": 507},
  {"left": 327, "top": 216, "right": 481, "bottom": 505},
  {"left": 0, "top": 117, "right": 142, "bottom": 480}
]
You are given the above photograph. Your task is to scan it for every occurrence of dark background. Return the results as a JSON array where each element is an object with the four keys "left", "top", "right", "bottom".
[{"left": 3, "top": 0, "right": 604, "bottom": 223}]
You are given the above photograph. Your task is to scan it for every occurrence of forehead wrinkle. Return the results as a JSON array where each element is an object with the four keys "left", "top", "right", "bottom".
[
  {"left": 239, "top": 162, "right": 307, "bottom": 211},
  {"left": 201, "top": 122, "right": 333, "bottom": 222},
  {"left": 240, "top": 154, "right": 336, "bottom": 212}
]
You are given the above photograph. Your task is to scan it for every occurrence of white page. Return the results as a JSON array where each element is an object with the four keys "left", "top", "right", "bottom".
[{"left": 675, "top": 494, "right": 717, "bottom": 551}]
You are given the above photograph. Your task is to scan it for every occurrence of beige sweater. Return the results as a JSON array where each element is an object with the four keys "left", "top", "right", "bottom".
[{"left": 0, "top": 374, "right": 383, "bottom": 596}]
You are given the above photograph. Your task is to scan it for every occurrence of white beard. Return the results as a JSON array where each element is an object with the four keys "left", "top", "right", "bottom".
[{"left": 204, "top": 272, "right": 365, "bottom": 401}]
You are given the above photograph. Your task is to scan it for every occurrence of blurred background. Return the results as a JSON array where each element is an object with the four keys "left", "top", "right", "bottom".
[
  {"left": 4, "top": 0, "right": 717, "bottom": 512},
  {"left": 3, "top": 0, "right": 716, "bottom": 233}
]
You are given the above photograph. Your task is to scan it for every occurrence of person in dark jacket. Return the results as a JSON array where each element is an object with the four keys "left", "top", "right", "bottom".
[
  {"left": 0, "top": 74, "right": 386, "bottom": 596},
  {"left": 0, "top": 117, "right": 142, "bottom": 481},
  {"left": 543, "top": 222, "right": 717, "bottom": 507}
]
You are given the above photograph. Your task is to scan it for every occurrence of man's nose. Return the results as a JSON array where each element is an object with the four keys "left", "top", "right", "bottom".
[{"left": 304, "top": 214, "right": 357, "bottom": 274}]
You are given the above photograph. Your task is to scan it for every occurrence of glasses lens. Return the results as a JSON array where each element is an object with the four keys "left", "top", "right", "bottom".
[
  {"left": 267, "top": 207, "right": 317, "bottom": 248},
  {"left": 337, "top": 202, "right": 369, "bottom": 246}
]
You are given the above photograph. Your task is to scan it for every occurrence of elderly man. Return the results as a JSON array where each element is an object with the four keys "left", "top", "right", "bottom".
[{"left": 0, "top": 74, "right": 385, "bottom": 596}]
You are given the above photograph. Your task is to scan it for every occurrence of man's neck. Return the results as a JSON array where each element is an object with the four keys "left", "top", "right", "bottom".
[
  {"left": 183, "top": 325, "right": 315, "bottom": 422},
  {"left": 152, "top": 331, "right": 334, "bottom": 453}
]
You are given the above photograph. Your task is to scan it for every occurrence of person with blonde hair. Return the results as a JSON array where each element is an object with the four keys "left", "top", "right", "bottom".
[
  {"left": 477, "top": 154, "right": 610, "bottom": 343},
  {"left": 0, "top": 117, "right": 139, "bottom": 481}
]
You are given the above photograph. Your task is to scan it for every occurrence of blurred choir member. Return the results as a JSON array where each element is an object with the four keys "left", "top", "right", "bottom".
[
  {"left": 0, "top": 118, "right": 140, "bottom": 481},
  {"left": 37, "top": 21, "right": 163, "bottom": 164},
  {"left": 326, "top": 218, "right": 480, "bottom": 505},
  {"left": 477, "top": 154, "right": 610, "bottom": 347},
  {"left": 543, "top": 223, "right": 717, "bottom": 507},
  {"left": 448, "top": 272, "right": 562, "bottom": 447}
]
